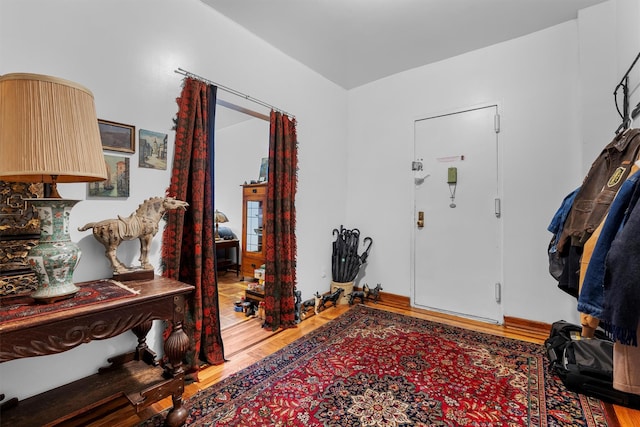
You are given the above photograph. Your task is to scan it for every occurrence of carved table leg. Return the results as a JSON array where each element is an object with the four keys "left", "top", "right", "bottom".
[
  {"left": 131, "top": 319, "right": 158, "bottom": 365},
  {"left": 164, "top": 295, "right": 190, "bottom": 427},
  {"left": 98, "top": 319, "right": 156, "bottom": 371}
]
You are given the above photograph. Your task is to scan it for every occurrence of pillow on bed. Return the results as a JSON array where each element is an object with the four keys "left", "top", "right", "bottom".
[{"left": 217, "top": 226, "right": 237, "bottom": 240}]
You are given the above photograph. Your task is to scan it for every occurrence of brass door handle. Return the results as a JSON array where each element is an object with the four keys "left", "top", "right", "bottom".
[{"left": 417, "top": 211, "right": 424, "bottom": 228}]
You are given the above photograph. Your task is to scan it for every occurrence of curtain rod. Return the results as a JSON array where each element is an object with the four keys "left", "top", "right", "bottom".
[{"left": 175, "top": 68, "right": 295, "bottom": 119}]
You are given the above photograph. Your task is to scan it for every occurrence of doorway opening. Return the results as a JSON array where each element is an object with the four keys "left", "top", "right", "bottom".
[{"left": 214, "top": 98, "right": 275, "bottom": 354}]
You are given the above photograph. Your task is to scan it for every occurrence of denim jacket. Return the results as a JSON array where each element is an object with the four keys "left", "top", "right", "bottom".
[
  {"left": 547, "top": 187, "right": 580, "bottom": 253},
  {"left": 578, "top": 169, "right": 640, "bottom": 319}
]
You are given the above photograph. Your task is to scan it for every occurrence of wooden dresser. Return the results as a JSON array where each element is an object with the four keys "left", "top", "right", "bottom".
[
  {"left": 241, "top": 183, "right": 266, "bottom": 279},
  {"left": 0, "top": 276, "right": 193, "bottom": 426}
]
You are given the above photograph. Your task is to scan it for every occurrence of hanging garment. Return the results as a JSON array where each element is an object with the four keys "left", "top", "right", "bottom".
[
  {"left": 547, "top": 188, "right": 579, "bottom": 281},
  {"left": 578, "top": 167, "right": 640, "bottom": 322},
  {"left": 557, "top": 245, "right": 582, "bottom": 298},
  {"left": 548, "top": 188, "right": 580, "bottom": 249},
  {"left": 600, "top": 189, "right": 640, "bottom": 347},
  {"left": 614, "top": 330, "right": 640, "bottom": 395},
  {"left": 559, "top": 129, "right": 640, "bottom": 251},
  {"left": 578, "top": 222, "right": 604, "bottom": 337}
]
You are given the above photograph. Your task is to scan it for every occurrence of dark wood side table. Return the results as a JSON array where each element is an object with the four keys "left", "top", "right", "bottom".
[
  {"left": 0, "top": 276, "right": 193, "bottom": 427},
  {"left": 245, "top": 288, "right": 265, "bottom": 306},
  {"left": 215, "top": 238, "right": 240, "bottom": 276}
]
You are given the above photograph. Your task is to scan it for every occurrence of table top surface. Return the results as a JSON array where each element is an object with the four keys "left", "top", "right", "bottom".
[
  {"left": 0, "top": 275, "right": 193, "bottom": 333},
  {"left": 246, "top": 288, "right": 265, "bottom": 297},
  {"left": 215, "top": 239, "right": 239, "bottom": 246}
]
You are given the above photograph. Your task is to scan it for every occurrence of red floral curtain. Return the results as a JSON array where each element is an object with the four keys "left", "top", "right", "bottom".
[
  {"left": 162, "top": 78, "right": 224, "bottom": 378},
  {"left": 263, "top": 111, "right": 298, "bottom": 330}
]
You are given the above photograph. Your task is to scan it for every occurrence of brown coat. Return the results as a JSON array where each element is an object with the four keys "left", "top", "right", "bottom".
[
  {"left": 559, "top": 128, "right": 640, "bottom": 251},
  {"left": 614, "top": 330, "right": 640, "bottom": 395}
]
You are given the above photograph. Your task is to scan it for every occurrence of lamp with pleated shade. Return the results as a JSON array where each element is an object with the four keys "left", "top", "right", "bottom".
[{"left": 0, "top": 73, "right": 107, "bottom": 302}]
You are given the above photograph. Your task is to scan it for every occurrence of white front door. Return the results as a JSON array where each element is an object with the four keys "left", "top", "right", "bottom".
[{"left": 413, "top": 105, "right": 502, "bottom": 323}]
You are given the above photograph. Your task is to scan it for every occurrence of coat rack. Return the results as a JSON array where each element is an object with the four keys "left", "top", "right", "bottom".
[{"left": 614, "top": 51, "right": 640, "bottom": 134}]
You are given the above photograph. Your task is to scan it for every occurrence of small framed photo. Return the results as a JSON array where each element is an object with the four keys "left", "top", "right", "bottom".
[
  {"left": 139, "top": 129, "right": 168, "bottom": 170},
  {"left": 87, "top": 154, "right": 130, "bottom": 198},
  {"left": 98, "top": 119, "right": 135, "bottom": 153},
  {"left": 258, "top": 157, "right": 268, "bottom": 182}
]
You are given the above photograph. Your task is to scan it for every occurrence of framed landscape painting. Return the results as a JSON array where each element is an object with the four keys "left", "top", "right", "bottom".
[
  {"left": 87, "top": 155, "right": 130, "bottom": 198},
  {"left": 138, "top": 129, "right": 168, "bottom": 170},
  {"left": 98, "top": 119, "right": 135, "bottom": 153}
]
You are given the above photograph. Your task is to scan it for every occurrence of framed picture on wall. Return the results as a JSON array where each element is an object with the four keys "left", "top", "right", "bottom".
[
  {"left": 87, "top": 155, "right": 130, "bottom": 198},
  {"left": 138, "top": 129, "right": 168, "bottom": 170},
  {"left": 258, "top": 157, "right": 268, "bottom": 182},
  {"left": 98, "top": 119, "right": 135, "bottom": 153}
]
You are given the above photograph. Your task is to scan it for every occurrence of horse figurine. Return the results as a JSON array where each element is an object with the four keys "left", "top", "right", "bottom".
[
  {"left": 313, "top": 292, "right": 323, "bottom": 315},
  {"left": 294, "top": 289, "right": 302, "bottom": 324},
  {"left": 301, "top": 297, "right": 317, "bottom": 319},
  {"left": 364, "top": 283, "right": 383, "bottom": 303},
  {"left": 348, "top": 288, "right": 367, "bottom": 305},
  {"left": 319, "top": 287, "right": 344, "bottom": 311},
  {"left": 78, "top": 196, "right": 188, "bottom": 274}
]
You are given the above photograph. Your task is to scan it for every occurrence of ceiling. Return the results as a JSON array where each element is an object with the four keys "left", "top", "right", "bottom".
[{"left": 202, "top": 0, "right": 606, "bottom": 90}]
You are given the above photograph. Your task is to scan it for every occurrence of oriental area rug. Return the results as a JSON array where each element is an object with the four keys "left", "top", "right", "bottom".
[{"left": 144, "top": 305, "right": 615, "bottom": 426}]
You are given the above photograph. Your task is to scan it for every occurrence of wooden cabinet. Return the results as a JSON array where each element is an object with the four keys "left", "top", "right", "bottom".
[{"left": 241, "top": 183, "right": 266, "bottom": 279}]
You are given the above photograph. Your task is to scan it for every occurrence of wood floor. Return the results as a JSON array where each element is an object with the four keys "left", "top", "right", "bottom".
[{"left": 84, "top": 273, "right": 640, "bottom": 426}]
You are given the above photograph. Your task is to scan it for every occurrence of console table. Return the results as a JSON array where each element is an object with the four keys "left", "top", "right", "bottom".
[
  {"left": 245, "top": 288, "right": 265, "bottom": 306},
  {"left": 215, "top": 238, "right": 240, "bottom": 276},
  {"left": 0, "top": 276, "right": 193, "bottom": 426}
]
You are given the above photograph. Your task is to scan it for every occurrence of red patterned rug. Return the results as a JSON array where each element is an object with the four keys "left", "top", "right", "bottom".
[
  {"left": 144, "top": 305, "right": 617, "bottom": 426},
  {"left": 0, "top": 279, "right": 139, "bottom": 322}
]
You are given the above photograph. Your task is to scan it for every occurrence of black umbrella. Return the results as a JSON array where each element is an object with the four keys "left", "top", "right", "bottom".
[{"left": 331, "top": 226, "right": 372, "bottom": 283}]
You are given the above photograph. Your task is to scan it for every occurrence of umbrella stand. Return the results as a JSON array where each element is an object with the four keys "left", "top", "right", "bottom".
[{"left": 330, "top": 225, "right": 372, "bottom": 284}]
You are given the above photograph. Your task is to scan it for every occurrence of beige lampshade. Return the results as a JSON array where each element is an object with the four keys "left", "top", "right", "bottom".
[
  {"left": 0, "top": 73, "right": 107, "bottom": 184},
  {"left": 215, "top": 209, "right": 229, "bottom": 224}
]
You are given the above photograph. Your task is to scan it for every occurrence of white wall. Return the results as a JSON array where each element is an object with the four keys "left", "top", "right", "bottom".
[
  {"left": 615, "top": 0, "right": 640, "bottom": 119},
  {"left": 579, "top": 0, "right": 640, "bottom": 172},
  {"left": 347, "top": 21, "right": 583, "bottom": 324},
  {"left": 0, "top": 0, "right": 348, "bottom": 401},
  {"left": 346, "top": 0, "right": 638, "bottom": 325},
  {"left": 215, "top": 115, "right": 270, "bottom": 240},
  {"left": 578, "top": 1, "right": 620, "bottom": 172}
]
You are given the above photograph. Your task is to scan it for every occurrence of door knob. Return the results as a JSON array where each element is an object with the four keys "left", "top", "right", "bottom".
[{"left": 417, "top": 211, "right": 424, "bottom": 228}]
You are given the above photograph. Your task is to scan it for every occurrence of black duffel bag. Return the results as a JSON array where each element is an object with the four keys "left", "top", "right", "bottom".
[{"left": 544, "top": 320, "right": 640, "bottom": 408}]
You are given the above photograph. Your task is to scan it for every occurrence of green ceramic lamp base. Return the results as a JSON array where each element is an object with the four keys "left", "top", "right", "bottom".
[{"left": 27, "top": 198, "right": 82, "bottom": 303}]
